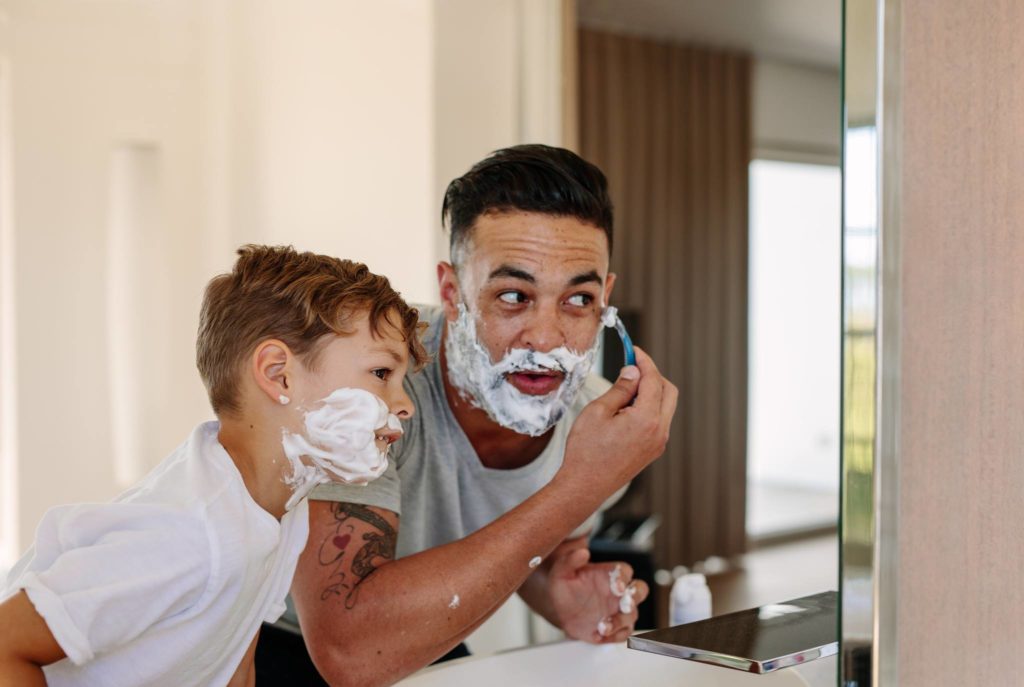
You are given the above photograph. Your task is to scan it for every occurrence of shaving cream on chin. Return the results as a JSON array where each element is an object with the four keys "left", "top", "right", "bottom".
[
  {"left": 281, "top": 388, "right": 400, "bottom": 510},
  {"left": 444, "top": 303, "right": 599, "bottom": 437}
]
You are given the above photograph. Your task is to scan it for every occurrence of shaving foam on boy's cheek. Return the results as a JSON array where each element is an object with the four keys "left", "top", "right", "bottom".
[
  {"left": 280, "top": 387, "right": 400, "bottom": 510},
  {"left": 444, "top": 302, "right": 600, "bottom": 437}
]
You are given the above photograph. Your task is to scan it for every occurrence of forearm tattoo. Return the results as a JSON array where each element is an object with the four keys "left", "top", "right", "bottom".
[{"left": 317, "top": 503, "right": 396, "bottom": 609}]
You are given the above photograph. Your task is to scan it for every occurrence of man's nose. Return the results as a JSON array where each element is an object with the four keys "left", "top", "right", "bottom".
[{"left": 520, "top": 304, "right": 566, "bottom": 352}]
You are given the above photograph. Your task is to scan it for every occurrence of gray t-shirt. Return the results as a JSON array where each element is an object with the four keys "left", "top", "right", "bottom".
[{"left": 310, "top": 306, "right": 618, "bottom": 558}]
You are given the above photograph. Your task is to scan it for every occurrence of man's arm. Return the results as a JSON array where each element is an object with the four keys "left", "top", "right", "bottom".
[
  {"left": 0, "top": 591, "right": 66, "bottom": 687},
  {"left": 294, "top": 349, "right": 677, "bottom": 687}
]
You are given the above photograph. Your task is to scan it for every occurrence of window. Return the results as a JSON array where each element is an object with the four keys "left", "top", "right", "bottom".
[{"left": 747, "top": 159, "right": 841, "bottom": 539}]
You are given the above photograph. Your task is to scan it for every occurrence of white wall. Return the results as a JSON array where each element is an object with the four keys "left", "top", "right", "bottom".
[
  {"left": 7, "top": 0, "right": 210, "bottom": 551},
  {"left": 206, "top": 1, "right": 438, "bottom": 303},
  {"left": 0, "top": 0, "right": 516, "bottom": 562},
  {"left": 1, "top": 0, "right": 569, "bottom": 654}
]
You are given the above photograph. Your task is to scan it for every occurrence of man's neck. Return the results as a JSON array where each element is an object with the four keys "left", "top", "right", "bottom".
[
  {"left": 217, "top": 417, "right": 293, "bottom": 520},
  {"left": 438, "top": 333, "right": 554, "bottom": 470}
]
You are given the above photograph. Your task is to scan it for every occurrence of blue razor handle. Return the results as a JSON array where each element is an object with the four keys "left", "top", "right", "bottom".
[{"left": 614, "top": 316, "right": 637, "bottom": 367}]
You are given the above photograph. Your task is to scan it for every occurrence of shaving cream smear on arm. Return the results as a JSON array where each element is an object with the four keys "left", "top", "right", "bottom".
[{"left": 281, "top": 388, "right": 400, "bottom": 510}]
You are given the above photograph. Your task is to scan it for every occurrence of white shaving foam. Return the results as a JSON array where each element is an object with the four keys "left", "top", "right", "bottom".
[
  {"left": 528, "top": 556, "right": 543, "bottom": 569},
  {"left": 608, "top": 565, "right": 637, "bottom": 614},
  {"left": 600, "top": 305, "right": 618, "bottom": 328},
  {"left": 619, "top": 584, "right": 636, "bottom": 614},
  {"left": 281, "top": 388, "right": 400, "bottom": 510},
  {"left": 608, "top": 565, "right": 624, "bottom": 595},
  {"left": 597, "top": 619, "right": 611, "bottom": 637},
  {"left": 448, "top": 594, "right": 461, "bottom": 609},
  {"left": 444, "top": 303, "right": 600, "bottom": 436}
]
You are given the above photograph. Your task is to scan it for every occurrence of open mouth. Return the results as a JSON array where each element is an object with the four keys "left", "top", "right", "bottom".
[
  {"left": 374, "top": 428, "right": 402, "bottom": 452},
  {"left": 506, "top": 370, "right": 565, "bottom": 396}
]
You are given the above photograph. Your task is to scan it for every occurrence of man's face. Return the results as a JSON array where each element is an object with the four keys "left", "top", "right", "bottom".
[{"left": 439, "top": 211, "right": 616, "bottom": 431}]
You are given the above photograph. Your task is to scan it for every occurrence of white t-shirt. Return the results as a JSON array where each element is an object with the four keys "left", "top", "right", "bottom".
[{"left": 2, "top": 421, "right": 309, "bottom": 687}]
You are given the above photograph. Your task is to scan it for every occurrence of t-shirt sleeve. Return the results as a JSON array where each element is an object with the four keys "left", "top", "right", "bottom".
[
  {"left": 9, "top": 503, "right": 211, "bottom": 665},
  {"left": 309, "top": 457, "right": 401, "bottom": 515}
]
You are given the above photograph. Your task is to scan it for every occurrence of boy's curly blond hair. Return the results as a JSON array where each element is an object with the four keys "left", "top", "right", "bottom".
[{"left": 197, "top": 244, "right": 428, "bottom": 415}]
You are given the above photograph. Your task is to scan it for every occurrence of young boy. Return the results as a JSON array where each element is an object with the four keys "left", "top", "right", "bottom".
[{"left": 0, "top": 245, "right": 427, "bottom": 686}]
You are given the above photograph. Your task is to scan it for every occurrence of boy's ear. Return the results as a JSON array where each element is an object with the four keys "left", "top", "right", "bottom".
[
  {"left": 251, "top": 340, "right": 293, "bottom": 405},
  {"left": 437, "top": 261, "right": 462, "bottom": 322}
]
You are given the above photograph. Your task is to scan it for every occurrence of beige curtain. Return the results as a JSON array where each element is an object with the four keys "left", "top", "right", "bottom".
[{"left": 579, "top": 29, "right": 751, "bottom": 567}]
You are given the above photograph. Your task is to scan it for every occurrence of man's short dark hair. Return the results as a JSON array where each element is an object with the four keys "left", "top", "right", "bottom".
[{"left": 441, "top": 144, "right": 614, "bottom": 266}]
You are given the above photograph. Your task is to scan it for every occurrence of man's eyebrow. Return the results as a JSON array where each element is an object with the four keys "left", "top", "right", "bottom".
[
  {"left": 568, "top": 270, "right": 603, "bottom": 287},
  {"left": 487, "top": 264, "right": 536, "bottom": 284}
]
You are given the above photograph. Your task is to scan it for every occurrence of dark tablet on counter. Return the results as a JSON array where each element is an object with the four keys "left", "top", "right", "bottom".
[{"left": 627, "top": 590, "right": 838, "bottom": 674}]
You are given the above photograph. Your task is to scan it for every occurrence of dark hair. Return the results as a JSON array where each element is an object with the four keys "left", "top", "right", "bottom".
[
  {"left": 441, "top": 144, "right": 614, "bottom": 264},
  {"left": 197, "top": 244, "right": 429, "bottom": 416}
]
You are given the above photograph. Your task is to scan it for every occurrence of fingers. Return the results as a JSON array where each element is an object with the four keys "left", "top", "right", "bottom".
[
  {"left": 657, "top": 377, "right": 679, "bottom": 439},
  {"left": 550, "top": 546, "right": 591, "bottom": 579},
  {"left": 595, "top": 606, "right": 640, "bottom": 643},
  {"left": 600, "top": 562, "right": 634, "bottom": 596},
  {"left": 592, "top": 363, "right": 641, "bottom": 415},
  {"left": 628, "top": 347, "right": 665, "bottom": 418},
  {"left": 631, "top": 580, "right": 650, "bottom": 606},
  {"left": 631, "top": 346, "right": 677, "bottom": 451}
]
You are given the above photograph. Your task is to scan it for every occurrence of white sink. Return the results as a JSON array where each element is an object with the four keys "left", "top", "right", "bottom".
[{"left": 397, "top": 640, "right": 835, "bottom": 686}]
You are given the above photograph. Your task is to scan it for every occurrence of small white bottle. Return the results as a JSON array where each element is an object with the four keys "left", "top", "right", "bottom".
[{"left": 669, "top": 573, "right": 712, "bottom": 626}]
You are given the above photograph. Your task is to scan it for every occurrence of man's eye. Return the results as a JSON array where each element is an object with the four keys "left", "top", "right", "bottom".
[
  {"left": 566, "top": 293, "right": 594, "bottom": 307},
  {"left": 372, "top": 368, "right": 391, "bottom": 380},
  {"left": 498, "top": 291, "right": 527, "bottom": 305}
]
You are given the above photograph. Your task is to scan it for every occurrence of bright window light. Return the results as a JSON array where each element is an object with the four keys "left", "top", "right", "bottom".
[{"left": 747, "top": 159, "right": 841, "bottom": 537}]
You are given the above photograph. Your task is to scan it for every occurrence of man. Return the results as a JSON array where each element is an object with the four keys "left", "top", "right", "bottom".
[{"left": 259, "top": 145, "right": 678, "bottom": 686}]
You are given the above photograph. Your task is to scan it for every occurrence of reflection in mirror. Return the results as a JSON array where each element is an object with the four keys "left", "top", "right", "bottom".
[
  {"left": 2, "top": 1, "right": 844, "bottom": 683},
  {"left": 575, "top": 2, "right": 840, "bottom": 681}
]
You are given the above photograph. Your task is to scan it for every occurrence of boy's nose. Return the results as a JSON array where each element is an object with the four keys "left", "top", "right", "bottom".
[{"left": 388, "top": 387, "right": 414, "bottom": 419}]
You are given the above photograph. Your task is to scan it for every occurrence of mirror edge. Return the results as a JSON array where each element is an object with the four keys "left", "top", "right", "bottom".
[{"left": 841, "top": 0, "right": 902, "bottom": 685}]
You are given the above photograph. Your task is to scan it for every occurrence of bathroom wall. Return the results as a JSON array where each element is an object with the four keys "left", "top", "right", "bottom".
[
  {"left": 0, "top": 0, "right": 563, "bottom": 569},
  {"left": 891, "top": 0, "right": 1024, "bottom": 681}
]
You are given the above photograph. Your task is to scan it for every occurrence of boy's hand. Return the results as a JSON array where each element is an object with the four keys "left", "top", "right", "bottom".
[
  {"left": 561, "top": 347, "right": 678, "bottom": 494},
  {"left": 0, "top": 590, "right": 65, "bottom": 686}
]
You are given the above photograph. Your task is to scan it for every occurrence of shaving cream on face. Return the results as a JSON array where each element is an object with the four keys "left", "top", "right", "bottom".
[
  {"left": 528, "top": 556, "right": 543, "bottom": 569},
  {"left": 281, "top": 388, "right": 400, "bottom": 510},
  {"left": 444, "top": 303, "right": 600, "bottom": 437},
  {"left": 448, "top": 594, "right": 461, "bottom": 610},
  {"left": 600, "top": 305, "right": 618, "bottom": 328}
]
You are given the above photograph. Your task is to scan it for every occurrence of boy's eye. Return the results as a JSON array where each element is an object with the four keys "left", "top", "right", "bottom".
[
  {"left": 566, "top": 293, "right": 594, "bottom": 307},
  {"left": 498, "top": 291, "right": 528, "bottom": 305},
  {"left": 372, "top": 368, "right": 391, "bottom": 381}
]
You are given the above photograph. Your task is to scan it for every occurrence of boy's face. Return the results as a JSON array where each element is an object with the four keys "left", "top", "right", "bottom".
[{"left": 291, "top": 311, "right": 414, "bottom": 453}]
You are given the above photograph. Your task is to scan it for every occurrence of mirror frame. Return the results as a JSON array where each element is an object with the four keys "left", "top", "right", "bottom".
[{"left": 841, "top": 0, "right": 902, "bottom": 684}]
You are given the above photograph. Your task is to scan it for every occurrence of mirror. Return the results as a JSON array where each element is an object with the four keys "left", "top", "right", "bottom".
[
  {"left": 0, "top": 1, "right": 845, "bottom": 682},
  {"left": 841, "top": 0, "right": 901, "bottom": 684}
]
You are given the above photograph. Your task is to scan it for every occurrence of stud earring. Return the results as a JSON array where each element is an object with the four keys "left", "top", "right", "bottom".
[{"left": 278, "top": 395, "right": 290, "bottom": 405}]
